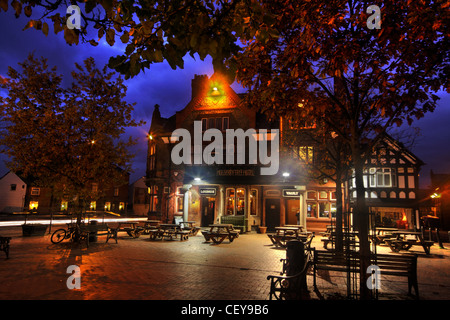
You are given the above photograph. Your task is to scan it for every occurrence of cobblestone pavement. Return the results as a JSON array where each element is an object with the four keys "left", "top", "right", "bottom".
[{"left": 0, "top": 225, "right": 449, "bottom": 301}]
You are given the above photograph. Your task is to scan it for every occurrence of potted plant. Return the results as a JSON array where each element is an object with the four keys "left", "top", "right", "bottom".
[{"left": 258, "top": 226, "right": 267, "bottom": 234}]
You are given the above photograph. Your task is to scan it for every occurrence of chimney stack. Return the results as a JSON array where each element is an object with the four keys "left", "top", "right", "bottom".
[{"left": 191, "top": 74, "right": 208, "bottom": 99}]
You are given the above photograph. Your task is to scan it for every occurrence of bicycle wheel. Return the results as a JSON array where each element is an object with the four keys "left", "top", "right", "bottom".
[{"left": 51, "top": 229, "right": 67, "bottom": 244}]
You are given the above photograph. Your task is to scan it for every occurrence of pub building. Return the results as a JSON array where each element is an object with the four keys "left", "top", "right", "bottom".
[
  {"left": 146, "top": 73, "right": 339, "bottom": 233},
  {"left": 145, "top": 73, "right": 422, "bottom": 233}
]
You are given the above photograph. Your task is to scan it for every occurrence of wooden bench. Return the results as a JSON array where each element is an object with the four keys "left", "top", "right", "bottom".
[
  {"left": 220, "top": 215, "right": 247, "bottom": 232},
  {"left": 312, "top": 249, "right": 419, "bottom": 298},
  {"left": 321, "top": 232, "right": 359, "bottom": 250},
  {"left": 201, "top": 229, "right": 240, "bottom": 244},
  {"left": 80, "top": 224, "right": 118, "bottom": 247},
  {"left": 0, "top": 236, "right": 11, "bottom": 259},
  {"left": 385, "top": 238, "right": 434, "bottom": 255},
  {"left": 149, "top": 228, "right": 190, "bottom": 241},
  {"left": 175, "top": 230, "right": 190, "bottom": 241},
  {"left": 267, "top": 246, "right": 312, "bottom": 300}
]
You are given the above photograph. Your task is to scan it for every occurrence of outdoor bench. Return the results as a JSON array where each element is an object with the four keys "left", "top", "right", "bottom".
[
  {"left": 175, "top": 230, "right": 190, "bottom": 241},
  {"left": 149, "top": 226, "right": 190, "bottom": 241},
  {"left": 80, "top": 224, "right": 118, "bottom": 247},
  {"left": 0, "top": 236, "right": 11, "bottom": 259},
  {"left": 312, "top": 249, "right": 419, "bottom": 298},
  {"left": 201, "top": 226, "right": 239, "bottom": 244},
  {"left": 385, "top": 238, "right": 434, "bottom": 254},
  {"left": 220, "top": 215, "right": 247, "bottom": 232},
  {"left": 267, "top": 247, "right": 312, "bottom": 300}
]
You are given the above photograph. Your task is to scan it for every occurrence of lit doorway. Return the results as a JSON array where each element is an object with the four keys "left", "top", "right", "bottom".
[{"left": 201, "top": 197, "right": 215, "bottom": 227}]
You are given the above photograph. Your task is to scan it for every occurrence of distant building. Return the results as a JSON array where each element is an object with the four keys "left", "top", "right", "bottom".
[
  {"left": 0, "top": 171, "right": 129, "bottom": 215},
  {"left": 0, "top": 171, "right": 27, "bottom": 214},
  {"left": 424, "top": 171, "right": 450, "bottom": 231},
  {"left": 348, "top": 134, "right": 424, "bottom": 229},
  {"left": 129, "top": 176, "right": 150, "bottom": 216}
]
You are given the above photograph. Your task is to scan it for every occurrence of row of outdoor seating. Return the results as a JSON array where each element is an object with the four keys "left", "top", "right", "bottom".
[{"left": 267, "top": 245, "right": 420, "bottom": 300}]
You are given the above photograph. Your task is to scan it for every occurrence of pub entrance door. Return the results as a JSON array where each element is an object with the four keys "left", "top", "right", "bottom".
[
  {"left": 286, "top": 199, "right": 300, "bottom": 225},
  {"left": 265, "top": 198, "right": 281, "bottom": 231},
  {"left": 201, "top": 197, "right": 215, "bottom": 227}
]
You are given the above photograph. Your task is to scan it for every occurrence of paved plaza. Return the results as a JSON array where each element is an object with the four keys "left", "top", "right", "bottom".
[{"left": 0, "top": 224, "right": 449, "bottom": 301}]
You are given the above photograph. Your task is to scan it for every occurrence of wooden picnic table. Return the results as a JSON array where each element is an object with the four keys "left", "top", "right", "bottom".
[
  {"left": 267, "top": 226, "right": 310, "bottom": 248},
  {"left": 284, "top": 225, "right": 305, "bottom": 232},
  {"left": 179, "top": 221, "right": 201, "bottom": 236},
  {"left": 385, "top": 230, "right": 434, "bottom": 254},
  {"left": 201, "top": 224, "right": 240, "bottom": 244},
  {"left": 141, "top": 220, "right": 161, "bottom": 234},
  {"left": 148, "top": 223, "right": 190, "bottom": 241},
  {"left": 116, "top": 221, "right": 144, "bottom": 238},
  {"left": 371, "top": 227, "right": 399, "bottom": 245}
]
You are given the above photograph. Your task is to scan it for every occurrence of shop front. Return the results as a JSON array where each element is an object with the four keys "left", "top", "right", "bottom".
[{"left": 182, "top": 165, "right": 307, "bottom": 231}]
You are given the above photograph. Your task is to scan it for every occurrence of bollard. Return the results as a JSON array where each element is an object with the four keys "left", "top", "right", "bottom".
[
  {"left": 285, "top": 240, "right": 308, "bottom": 299},
  {"left": 89, "top": 220, "right": 98, "bottom": 242}
]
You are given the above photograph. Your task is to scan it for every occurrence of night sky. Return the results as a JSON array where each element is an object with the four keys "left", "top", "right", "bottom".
[{"left": 0, "top": 11, "right": 449, "bottom": 189}]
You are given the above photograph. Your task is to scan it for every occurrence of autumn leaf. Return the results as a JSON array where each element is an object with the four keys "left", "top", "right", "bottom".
[
  {"left": 42, "top": 22, "right": 49, "bottom": 36},
  {"left": 106, "top": 28, "right": 115, "bottom": 46},
  {"left": 0, "top": 0, "right": 7, "bottom": 12}
]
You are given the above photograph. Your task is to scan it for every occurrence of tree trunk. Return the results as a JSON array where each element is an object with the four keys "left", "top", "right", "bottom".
[
  {"left": 335, "top": 176, "right": 344, "bottom": 253},
  {"left": 351, "top": 146, "right": 371, "bottom": 300}
]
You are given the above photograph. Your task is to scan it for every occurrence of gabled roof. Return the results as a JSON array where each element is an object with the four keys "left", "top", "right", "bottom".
[
  {"left": 174, "top": 73, "right": 255, "bottom": 127},
  {"left": 0, "top": 170, "right": 27, "bottom": 184},
  {"left": 377, "top": 133, "right": 425, "bottom": 167}
]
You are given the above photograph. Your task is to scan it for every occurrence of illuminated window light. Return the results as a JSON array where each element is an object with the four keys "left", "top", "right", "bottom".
[
  {"left": 283, "top": 172, "right": 290, "bottom": 177},
  {"left": 211, "top": 86, "right": 220, "bottom": 96},
  {"left": 194, "top": 177, "right": 201, "bottom": 181}
]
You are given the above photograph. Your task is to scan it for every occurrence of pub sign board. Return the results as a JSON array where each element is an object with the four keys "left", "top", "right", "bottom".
[
  {"left": 283, "top": 189, "right": 301, "bottom": 197},
  {"left": 200, "top": 188, "right": 217, "bottom": 196}
]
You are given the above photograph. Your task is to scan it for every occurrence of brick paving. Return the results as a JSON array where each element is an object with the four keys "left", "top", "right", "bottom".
[{"left": 0, "top": 225, "right": 449, "bottom": 301}]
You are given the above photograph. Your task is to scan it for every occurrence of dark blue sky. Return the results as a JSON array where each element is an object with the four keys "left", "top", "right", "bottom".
[{"left": 0, "top": 11, "right": 449, "bottom": 188}]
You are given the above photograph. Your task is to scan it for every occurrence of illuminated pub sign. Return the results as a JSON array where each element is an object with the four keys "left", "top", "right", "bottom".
[
  {"left": 283, "top": 189, "right": 301, "bottom": 197},
  {"left": 200, "top": 188, "right": 217, "bottom": 196}
]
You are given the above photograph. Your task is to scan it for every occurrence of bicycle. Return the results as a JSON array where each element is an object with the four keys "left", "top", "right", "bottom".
[{"left": 50, "top": 223, "right": 83, "bottom": 244}]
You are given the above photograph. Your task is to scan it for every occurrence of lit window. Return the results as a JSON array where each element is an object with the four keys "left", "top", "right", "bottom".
[
  {"left": 319, "top": 191, "right": 328, "bottom": 200},
  {"left": 104, "top": 202, "right": 111, "bottom": 211},
  {"left": 236, "top": 188, "right": 245, "bottom": 215},
  {"left": 90, "top": 201, "right": 96, "bottom": 210},
  {"left": 307, "top": 203, "right": 317, "bottom": 218},
  {"left": 176, "top": 196, "right": 184, "bottom": 212},
  {"left": 119, "top": 202, "right": 125, "bottom": 211},
  {"left": 29, "top": 201, "right": 39, "bottom": 210},
  {"left": 226, "top": 188, "right": 235, "bottom": 215},
  {"left": 294, "top": 146, "right": 314, "bottom": 164},
  {"left": 61, "top": 201, "right": 68, "bottom": 211},
  {"left": 250, "top": 190, "right": 258, "bottom": 216},
  {"left": 319, "top": 202, "right": 330, "bottom": 218}
]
